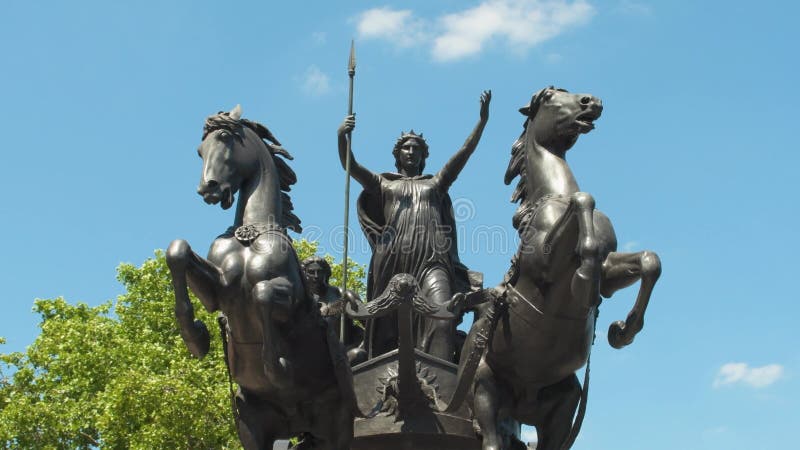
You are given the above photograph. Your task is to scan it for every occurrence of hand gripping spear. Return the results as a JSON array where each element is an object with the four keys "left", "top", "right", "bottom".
[{"left": 340, "top": 41, "right": 356, "bottom": 343}]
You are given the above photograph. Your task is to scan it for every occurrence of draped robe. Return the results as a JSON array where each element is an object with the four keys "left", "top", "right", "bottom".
[{"left": 357, "top": 173, "right": 472, "bottom": 357}]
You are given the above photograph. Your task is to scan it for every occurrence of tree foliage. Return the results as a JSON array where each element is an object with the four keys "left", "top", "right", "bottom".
[{"left": 0, "top": 239, "right": 365, "bottom": 449}]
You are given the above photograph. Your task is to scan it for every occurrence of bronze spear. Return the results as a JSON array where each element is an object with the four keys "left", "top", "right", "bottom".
[{"left": 341, "top": 41, "right": 356, "bottom": 343}]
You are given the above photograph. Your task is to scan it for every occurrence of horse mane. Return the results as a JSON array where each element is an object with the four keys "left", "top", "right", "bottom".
[
  {"left": 504, "top": 122, "right": 531, "bottom": 231},
  {"left": 504, "top": 86, "right": 557, "bottom": 231},
  {"left": 204, "top": 112, "right": 302, "bottom": 233}
]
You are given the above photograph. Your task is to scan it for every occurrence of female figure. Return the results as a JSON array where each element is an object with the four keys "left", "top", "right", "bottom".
[{"left": 337, "top": 91, "right": 491, "bottom": 361}]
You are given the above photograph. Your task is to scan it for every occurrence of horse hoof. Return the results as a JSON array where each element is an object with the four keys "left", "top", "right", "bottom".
[
  {"left": 182, "top": 320, "right": 211, "bottom": 358},
  {"left": 608, "top": 320, "right": 630, "bottom": 349}
]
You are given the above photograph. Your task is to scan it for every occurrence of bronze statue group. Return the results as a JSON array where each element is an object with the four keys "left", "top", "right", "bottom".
[{"left": 166, "top": 87, "right": 660, "bottom": 450}]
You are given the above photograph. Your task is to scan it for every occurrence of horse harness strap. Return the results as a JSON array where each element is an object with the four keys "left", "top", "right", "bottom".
[
  {"left": 505, "top": 282, "right": 593, "bottom": 322},
  {"left": 504, "top": 283, "right": 543, "bottom": 316},
  {"left": 559, "top": 308, "right": 597, "bottom": 450},
  {"left": 514, "top": 192, "right": 569, "bottom": 231}
]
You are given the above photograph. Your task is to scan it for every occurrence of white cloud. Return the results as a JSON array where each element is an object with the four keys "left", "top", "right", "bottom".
[
  {"left": 355, "top": 7, "right": 428, "bottom": 48},
  {"left": 713, "top": 363, "right": 784, "bottom": 389},
  {"left": 354, "top": 1, "right": 594, "bottom": 62},
  {"left": 301, "top": 65, "right": 330, "bottom": 96},
  {"left": 434, "top": 0, "right": 594, "bottom": 61}
]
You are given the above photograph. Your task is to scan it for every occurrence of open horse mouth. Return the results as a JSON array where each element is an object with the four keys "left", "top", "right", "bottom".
[
  {"left": 574, "top": 109, "right": 601, "bottom": 133},
  {"left": 201, "top": 186, "right": 234, "bottom": 210}
]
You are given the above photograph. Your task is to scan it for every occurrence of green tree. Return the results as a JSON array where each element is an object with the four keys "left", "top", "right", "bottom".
[{"left": 0, "top": 240, "right": 365, "bottom": 449}]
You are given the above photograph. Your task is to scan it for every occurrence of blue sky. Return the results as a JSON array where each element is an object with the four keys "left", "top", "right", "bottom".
[{"left": 1, "top": 1, "right": 798, "bottom": 448}]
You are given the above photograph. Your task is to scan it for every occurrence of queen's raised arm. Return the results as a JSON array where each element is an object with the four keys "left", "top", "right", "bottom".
[
  {"left": 436, "top": 90, "right": 491, "bottom": 190},
  {"left": 338, "top": 114, "right": 380, "bottom": 191}
]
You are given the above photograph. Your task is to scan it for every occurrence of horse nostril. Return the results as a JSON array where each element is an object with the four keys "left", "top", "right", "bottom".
[
  {"left": 197, "top": 180, "right": 219, "bottom": 195},
  {"left": 580, "top": 96, "right": 592, "bottom": 105}
]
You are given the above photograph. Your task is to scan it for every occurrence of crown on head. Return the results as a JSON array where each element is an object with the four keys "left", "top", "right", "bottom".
[{"left": 395, "top": 129, "right": 427, "bottom": 148}]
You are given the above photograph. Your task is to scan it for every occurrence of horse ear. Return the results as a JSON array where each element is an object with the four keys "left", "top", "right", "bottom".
[
  {"left": 230, "top": 104, "right": 242, "bottom": 121},
  {"left": 520, "top": 88, "right": 556, "bottom": 116},
  {"left": 519, "top": 93, "right": 538, "bottom": 116}
]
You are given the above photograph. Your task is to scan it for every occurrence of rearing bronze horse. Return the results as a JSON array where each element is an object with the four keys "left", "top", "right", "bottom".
[
  {"left": 166, "top": 106, "right": 356, "bottom": 450},
  {"left": 460, "top": 88, "right": 661, "bottom": 450}
]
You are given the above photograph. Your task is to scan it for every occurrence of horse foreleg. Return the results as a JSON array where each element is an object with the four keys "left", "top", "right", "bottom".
[
  {"left": 569, "top": 193, "right": 601, "bottom": 308},
  {"left": 166, "top": 239, "right": 226, "bottom": 357},
  {"left": 600, "top": 251, "right": 661, "bottom": 349}
]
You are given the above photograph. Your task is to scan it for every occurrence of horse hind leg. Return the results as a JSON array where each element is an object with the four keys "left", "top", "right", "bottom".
[
  {"left": 473, "top": 361, "right": 507, "bottom": 450},
  {"left": 236, "top": 422, "right": 272, "bottom": 450},
  {"left": 309, "top": 400, "right": 354, "bottom": 450},
  {"left": 601, "top": 250, "right": 662, "bottom": 349},
  {"left": 532, "top": 374, "right": 581, "bottom": 450},
  {"left": 237, "top": 389, "right": 304, "bottom": 450},
  {"left": 235, "top": 392, "right": 279, "bottom": 450}
]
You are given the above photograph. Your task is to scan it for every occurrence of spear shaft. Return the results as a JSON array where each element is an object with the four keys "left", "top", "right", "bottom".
[{"left": 341, "top": 41, "right": 356, "bottom": 343}]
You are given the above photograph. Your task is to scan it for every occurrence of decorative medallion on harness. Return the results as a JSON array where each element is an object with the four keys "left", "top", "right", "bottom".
[{"left": 234, "top": 223, "right": 284, "bottom": 243}]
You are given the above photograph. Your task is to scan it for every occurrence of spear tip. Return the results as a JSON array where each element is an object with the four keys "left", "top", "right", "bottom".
[{"left": 348, "top": 40, "right": 356, "bottom": 76}]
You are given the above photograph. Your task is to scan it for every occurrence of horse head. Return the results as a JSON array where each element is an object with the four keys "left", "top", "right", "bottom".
[
  {"left": 519, "top": 87, "right": 603, "bottom": 154},
  {"left": 196, "top": 105, "right": 252, "bottom": 209},
  {"left": 196, "top": 104, "right": 274, "bottom": 210}
]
